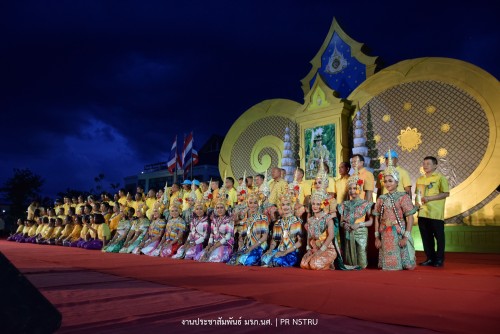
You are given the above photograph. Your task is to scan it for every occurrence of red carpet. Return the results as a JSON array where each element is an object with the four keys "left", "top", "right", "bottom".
[{"left": 1, "top": 240, "right": 499, "bottom": 333}]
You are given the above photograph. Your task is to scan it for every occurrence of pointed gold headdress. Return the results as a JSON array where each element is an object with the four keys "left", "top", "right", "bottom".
[
  {"left": 383, "top": 149, "right": 400, "bottom": 182},
  {"left": 311, "top": 156, "right": 328, "bottom": 201}
]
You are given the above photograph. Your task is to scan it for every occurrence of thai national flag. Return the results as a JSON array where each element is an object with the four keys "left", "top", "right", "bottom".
[
  {"left": 167, "top": 136, "right": 182, "bottom": 173},
  {"left": 182, "top": 132, "right": 199, "bottom": 177}
]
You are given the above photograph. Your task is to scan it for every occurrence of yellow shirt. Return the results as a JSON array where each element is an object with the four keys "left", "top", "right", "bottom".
[
  {"left": 35, "top": 224, "right": 45, "bottom": 235},
  {"left": 227, "top": 188, "right": 238, "bottom": 207},
  {"left": 60, "top": 224, "right": 74, "bottom": 238},
  {"left": 210, "top": 188, "right": 220, "bottom": 208},
  {"left": 334, "top": 176, "right": 349, "bottom": 204},
  {"left": 21, "top": 225, "right": 30, "bottom": 234},
  {"left": 63, "top": 204, "right": 71, "bottom": 215},
  {"left": 68, "top": 225, "right": 83, "bottom": 242},
  {"left": 380, "top": 166, "right": 412, "bottom": 194},
  {"left": 97, "top": 223, "right": 111, "bottom": 241},
  {"left": 16, "top": 225, "right": 24, "bottom": 233},
  {"left": 51, "top": 226, "right": 63, "bottom": 239},
  {"left": 195, "top": 189, "right": 203, "bottom": 200},
  {"left": 79, "top": 225, "right": 89, "bottom": 239},
  {"left": 268, "top": 179, "right": 288, "bottom": 205},
  {"left": 118, "top": 196, "right": 127, "bottom": 206},
  {"left": 182, "top": 192, "right": 192, "bottom": 211},
  {"left": 28, "top": 225, "right": 38, "bottom": 237},
  {"left": 109, "top": 213, "right": 122, "bottom": 231},
  {"left": 416, "top": 172, "right": 449, "bottom": 220},
  {"left": 358, "top": 167, "right": 375, "bottom": 200},
  {"left": 89, "top": 223, "right": 98, "bottom": 239},
  {"left": 76, "top": 203, "right": 86, "bottom": 215},
  {"left": 297, "top": 180, "right": 312, "bottom": 205},
  {"left": 41, "top": 226, "right": 54, "bottom": 239}
]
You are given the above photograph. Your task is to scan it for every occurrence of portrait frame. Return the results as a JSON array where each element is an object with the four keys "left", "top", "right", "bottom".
[{"left": 304, "top": 124, "right": 336, "bottom": 180}]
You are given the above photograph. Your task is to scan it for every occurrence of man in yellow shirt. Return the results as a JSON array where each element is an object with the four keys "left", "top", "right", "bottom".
[
  {"left": 416, "top": 156, "right": 449, "bottom": 267},
  {"left": 268, "top": 167, "right": 288, "bottom": 206},
  {"left": 294, "top": 168, "right": 310, "bottom": 205},
  {"left": 351, "top": 154, "right": 374, "bottom": 202},
  {"left": 377, "top": 150, "right": 412, "bottom": 197},
  {"left": 181, "top": 180, "right": 193, "bottom": 211},
  {"left": 334, "top": 161, "right": 350, "bottom": 204},
  {"left": 192, "top": 180, "right": 203, "bottom": 200},
  {"left": 225, "top": 177, "right": 238, "bottom": 207},
  {"left": 117, "top": 189, "right": 128, "bottom": 206}
]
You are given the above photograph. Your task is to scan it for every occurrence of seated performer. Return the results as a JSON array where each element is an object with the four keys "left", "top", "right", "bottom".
[
  {"left": 55, "top": 216, "right": 74, "bottom": 245},
  {"left": 300, "top": 162, "right": 338, "bottom": 270},
  {"left": 373, "top": 150, "right": 417, "bottom": 271},
  {"left": 83, "top": 214, "right": 111, "bottom": 250},
  {"left": 338, "top": 167, "right": 373, "bottom": 268},
  {"left": 227, "top": 193, "right": 269, "bottom": 266},
  {"left": 37, "top": 218, "right": 55, "bottom": 244},
  {"left": 47, "top": 218, "right": 64, "bottom": 245},
  {"left": 135, "top": 208, "right": 166, "bottom": 255},
  {"left": 172, "top": 199, "right": 209, "bottom": 260},
  {"left": 104, "top": 207, "right": 134, "bottom": 253},
  {"left": 261, "top": 193, "right": 302, "bottom": 267},
  {"left": 119, "top": 204, "right": 150, "bottom": 253},
  {"left": 63, "top": 216, "right": 83, "bottom": 247},
  {"left": 198, "top": 199, "right": 234, "bottom": 263},
  {"left": 157, "top": 201, "right": 187, "bottom": 257},
  {"left": 7, "top": 219, "right": 24, "bottom": 241}
]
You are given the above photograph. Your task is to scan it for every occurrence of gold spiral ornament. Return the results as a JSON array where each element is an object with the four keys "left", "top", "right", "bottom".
[{"left": 250, "top": 136, "right": 284, "bottom": 172}]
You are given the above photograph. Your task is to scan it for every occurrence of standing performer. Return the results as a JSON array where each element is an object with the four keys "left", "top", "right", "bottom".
[
  {"left": 373, "top": 150, "right": 417, "bottom": 271},
  {"left": 338, "top": 167, "right": 373, "bottom": 268}
]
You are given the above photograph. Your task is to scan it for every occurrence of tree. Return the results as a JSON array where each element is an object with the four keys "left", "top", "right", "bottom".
[{"left": 0, "top": 168, "right": 44, "bottom": 221}]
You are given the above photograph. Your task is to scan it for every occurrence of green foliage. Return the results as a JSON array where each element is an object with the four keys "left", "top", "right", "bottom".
[{"left": 1, "top": 168, "right": 44, "bottom": 220}]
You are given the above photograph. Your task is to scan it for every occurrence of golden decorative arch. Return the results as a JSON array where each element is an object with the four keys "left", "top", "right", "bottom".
[
  {"left": 219, "top": 99, "right": 301, "bottom": 179},
  {"left": 348, "top": 57, "right": 500, "bottom": 221}
]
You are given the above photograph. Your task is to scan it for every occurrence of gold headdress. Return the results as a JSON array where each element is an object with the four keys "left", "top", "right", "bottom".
[
  {"left": 194, "top": 198, "right": 206, "bottom": 211},
  {"left": 169, "top": 198, "right": 182, "bottom": 211},
  {"left": 278, "top": 192, "right": 294, "bottom": 208},
  {"left": 188, "top": 187, "right": 197, "bottom": 202},
  {"left": 383, "top": 149, "right": 400, "bottom": 182},
  {"left": 247, "top": 192, "right": 259, "bottom": 204},
  {"left": 259, "top": 169, "right": 270, "bottom": 198},
  {"left": 347, "top": 165, "right": 363, "bottom": 190},
  {"left": 310, "top": 157, "right": 328, "bottom": 205},
  {"left": 236, "top": 171, "right": 248, "bottom": 197}
]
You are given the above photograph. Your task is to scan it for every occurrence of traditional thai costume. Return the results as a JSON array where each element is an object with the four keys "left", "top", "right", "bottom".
[
  {"left": 137, "top": 217, "right": 166, "bottom": 255},
  {"left": 198, "top": 215, "right": 234, "bottom": 263},
  {"left": 227, "top": 212, "right": 268, "bottom": 266},
  {"left": 338, "top": 199, "right": 371, "bottom": 268},
  {"left": 104, "top": 218, "right": 132, "bottom": 253},
  {"left": 120, "top": 217, "right": 150, "bottom": 253},
  {"left": 300, "top": 213, "right": 337, "bottom": 270},
  {"left": 157, "top": 216, "right": 187, "bottom": 257},
  {"left": 172, "top": 214, "right": 209, "bottom": 260},
  {"left": 261, "top": 214, "right": 302, "bottom": 267},
  {"left": 373, "top": 150, "right": 417, "bottom": 270}
]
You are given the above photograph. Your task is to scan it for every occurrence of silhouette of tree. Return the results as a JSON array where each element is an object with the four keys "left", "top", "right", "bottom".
[{"left": 0, "top": 168, "right": 44, "bottom": 221}]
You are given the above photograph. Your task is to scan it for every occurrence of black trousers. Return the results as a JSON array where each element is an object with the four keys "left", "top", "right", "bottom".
[{"left": 418, "top": 217, "right": 445, "bottom": 261}]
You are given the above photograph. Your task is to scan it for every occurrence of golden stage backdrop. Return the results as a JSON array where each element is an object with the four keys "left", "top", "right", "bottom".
[
  {"left": 220, "top": 18, "right": 500, "bottom": 225},
  {"left": 348, "top": 58, "right": 500, "bottom": 225}
]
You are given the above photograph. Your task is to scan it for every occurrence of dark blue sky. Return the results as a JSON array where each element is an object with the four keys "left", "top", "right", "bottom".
[{"left": 1, "top": 0, "right": 499, "bottom": 198}]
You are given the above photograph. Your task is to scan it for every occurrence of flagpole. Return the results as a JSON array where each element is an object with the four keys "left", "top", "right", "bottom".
[
  {"left": 173, "top": 135, "right": 178, "bottom": 184},
  {"left": 190, "top": 131, "right": 194, "bottom": 180}
]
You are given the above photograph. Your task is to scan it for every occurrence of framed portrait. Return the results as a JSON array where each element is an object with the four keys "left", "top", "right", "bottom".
[{"left": 304, "top": 124, "right": 336, "bottom": 179}]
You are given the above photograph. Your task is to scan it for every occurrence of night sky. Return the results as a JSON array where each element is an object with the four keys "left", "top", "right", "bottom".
[{"left": 2, "top": 0, "right": 499, "bottom": 198}]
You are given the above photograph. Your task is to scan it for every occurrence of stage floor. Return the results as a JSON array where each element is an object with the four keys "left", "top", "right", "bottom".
[{"left": 1, "top": 240, "right": 499, "bottom": 333}]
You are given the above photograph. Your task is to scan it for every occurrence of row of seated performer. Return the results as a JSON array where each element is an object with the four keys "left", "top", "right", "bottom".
[{"left": 8, "top": 156, "right": 416, "bottom": 271}]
